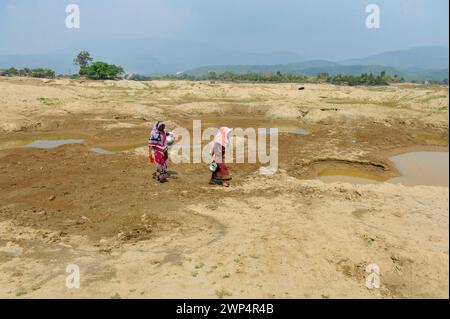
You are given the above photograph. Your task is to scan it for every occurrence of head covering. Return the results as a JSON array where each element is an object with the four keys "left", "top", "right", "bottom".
[
  {"left": 213, "top": 127, "right": 232, "bottom": 148},
  {"left": 153, "top": 121, "right": 164, "bottom": 131},
  {"left": 149, "top": 121, "right": 167, "bottom": 146}
]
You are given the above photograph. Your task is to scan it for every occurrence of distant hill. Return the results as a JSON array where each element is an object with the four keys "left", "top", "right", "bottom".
[
  {"left": 185, "top": 60, "right": 339, "bottom": 76},
  {"left": 186, "top": 46, "right": 449, "bottom": 81},
  {"left": 341, "top": 46, "right": 449, "bottom": 69}
]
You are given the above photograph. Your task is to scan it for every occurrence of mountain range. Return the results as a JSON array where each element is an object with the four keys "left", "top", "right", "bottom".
[
  {"left": 185, "top": 46, "right": 449, "bottom": 81},
  {"left": 0, "top": 43, "right": 448, "bottom": 81}
]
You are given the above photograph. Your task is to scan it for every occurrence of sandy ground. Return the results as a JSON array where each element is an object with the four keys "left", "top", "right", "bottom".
[{"left": 0, "top": 77, "right": 448, "bottom": 298}]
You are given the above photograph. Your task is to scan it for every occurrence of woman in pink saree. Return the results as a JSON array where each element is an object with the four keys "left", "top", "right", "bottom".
[
  {"left": 148, "top": 121, "right": 169, "bottom": 183},
  {"left": 210, "top": 127, "right": 233, "bottom": 187}
]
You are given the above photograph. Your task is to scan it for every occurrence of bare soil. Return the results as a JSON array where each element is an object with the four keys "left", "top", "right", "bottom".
[{"left": 0, "top": 77, "right": 448, "bottom": 298}]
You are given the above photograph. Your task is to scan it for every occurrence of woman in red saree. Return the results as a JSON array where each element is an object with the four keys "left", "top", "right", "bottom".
[
  {"left": 148, "top": 121, "right": 169, "bottom": 183},
  {"left": 210, "top": 127, "right": 233, "bottom": 187}
]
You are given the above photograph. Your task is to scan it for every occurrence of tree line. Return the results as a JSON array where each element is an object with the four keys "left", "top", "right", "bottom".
[
  {"left": 317, "top": 71, "right": 401, "bottom": 86},
  {"left": 0, "top": 51, "right": 124, "bottom": 80},
  {"left": 1, "top": 51, "right": 448, "bottom": 85},
  {"left": 129, "top": 70, "right": 402, "bottom": 86},
  {"left": 0, "top": 67, "right": 55, "bottom": 79}
]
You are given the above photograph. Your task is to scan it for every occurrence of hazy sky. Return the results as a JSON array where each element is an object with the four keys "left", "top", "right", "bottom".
[{"left": 0, "top": 0, "right": 448, "bottom": 59}]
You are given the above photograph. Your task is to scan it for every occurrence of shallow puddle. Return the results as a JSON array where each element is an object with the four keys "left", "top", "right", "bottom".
[
  {"left": 1, "top": 136, "right": 127, "bottom": 154},
  {"left": 26, "top": 139, "right": 84, "bottom": 148},
  {"left": 90, "top": 147, "right": 115, "bottom": 155},
  {"left": 0, "top": 134, "right": 87, "bottom": 150},
  {"left": 289, "top": 128, "right": 309, "bottom": 135},
  {"left": 388, "top": 151, "right": 449, "bottom": 187},
  {"left": 28, "top": 140, "right": 118, "bottom": 155},
  {"left": 317, "top": 151, "right": 449, "bottom": 187}
]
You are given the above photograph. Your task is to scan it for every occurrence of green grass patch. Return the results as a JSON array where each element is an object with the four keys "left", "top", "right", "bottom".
[
  {"left": 376, "top": 99, "right": 401, "bottom": 108},
  {"left": 326, "top": 96, "right": 404, "bottom": 108},
  {"left": 326, "top": 97, "right": 371, "bottom": 105},
  {"left": 101, "top": 248, "right": 113, "bottom": 256},
  {"left": 366, "top": 86, "right": 391, "bottom": 92},
  {"left": 195, "top": 262, "right": 205, "bottom": 269},
  {"left": 111, "top": 292, "right": 121, "bottom": 299},
  {"left": 215, "top": 289, "right": 233, "bottom": 299},
  {"left": 37, "top": 97, "right": 62, "bottom": 106},
  {"left": 15, "top": 288, "right": 27, "bottom": 297},
  {"left": 420, "top": 94, "right": 448, "bottom": 104},
  {"left": 31, "top": 283, "right": 41, "bottom": 291}
]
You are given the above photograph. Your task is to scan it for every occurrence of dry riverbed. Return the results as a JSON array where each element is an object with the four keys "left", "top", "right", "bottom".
[{"left": 0, "top": 77, "right": 448, "bottom": 298}]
